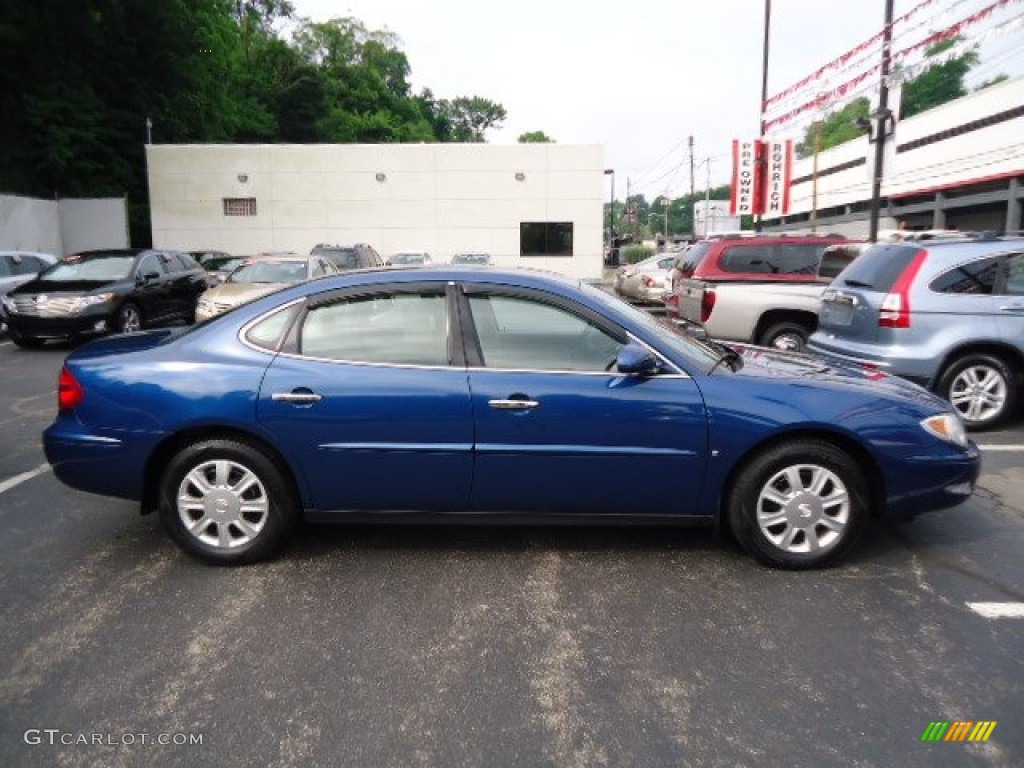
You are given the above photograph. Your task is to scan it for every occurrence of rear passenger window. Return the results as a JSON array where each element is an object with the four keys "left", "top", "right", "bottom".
[
  {"left": 721, "top": 244, "right": 774, "bottom": 273},
  {"left": 929, "top": 256, "right": 999, "bottom": 295},
  {"left": 675, "top": 243, "right": 711, "bottom": 277},
  {"left": 1002, "top": 253, "right": 1024, "bottom": 295}
]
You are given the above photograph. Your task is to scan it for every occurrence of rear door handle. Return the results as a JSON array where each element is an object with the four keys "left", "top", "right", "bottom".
[
  {"left": 488, "top": 399, "right": 539, "bottom": 410},
  {"left": 272, "top": 390, "right": 323, "bottom": 405}
]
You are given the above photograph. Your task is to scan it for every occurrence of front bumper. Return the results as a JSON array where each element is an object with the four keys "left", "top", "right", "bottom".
[
  {"left": 885, "top": 442, "right": 981, "bottom": 519},
  {"left": 6, "top": 308, "right": 112, "bottom": 340}
]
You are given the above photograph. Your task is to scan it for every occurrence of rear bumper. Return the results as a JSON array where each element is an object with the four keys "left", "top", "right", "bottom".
[
  {"left": 43, "top": 420, "right": 162, "bottom": 501},
  {"left": 807, "top": 335, "right": 938, "bottom": 387}
]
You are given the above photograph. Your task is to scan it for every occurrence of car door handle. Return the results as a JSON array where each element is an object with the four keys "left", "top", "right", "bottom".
[
  {"left": 488, "top": 398, "right": 539, "bottom": 410},
  {"left": 272, "top": 390, "right": 323, "bottom": 404},
  {"left": 998, "top": 304, "right": 1024, "bottom": 311}
]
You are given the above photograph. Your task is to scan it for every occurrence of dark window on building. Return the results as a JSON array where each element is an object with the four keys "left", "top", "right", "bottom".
[
  {"left": 223, "top": 198, "right": 258, "bottom": 216},
  {"left": 520, "top": 222, "right": 573, "bottom": 257}
]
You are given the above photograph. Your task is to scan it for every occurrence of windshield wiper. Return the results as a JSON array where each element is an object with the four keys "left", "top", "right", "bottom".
[{"left": 707, "top": 343, "right": 742, "bottom": 375}]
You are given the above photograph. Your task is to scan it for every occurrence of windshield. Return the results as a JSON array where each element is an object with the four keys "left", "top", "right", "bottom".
[
  {"left": 318, "top": 249, "right": 360, "bottom": 268},
  {"left": 41, "top": 254, "right": 135, "bottom": 282},
  {"left": 579, "top": 283, "right": 721, "bottom": 372},
  {"left": 228, "top": 261, "right": 309, "bottom": 284},
  {"left": 391, "top": 253, "right": 426, "bottom": 264},
  {"left": 203, "top": 256, "right": 244, "bottom": 272}
]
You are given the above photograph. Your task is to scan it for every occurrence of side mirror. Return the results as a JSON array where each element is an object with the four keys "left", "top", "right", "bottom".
[{"left": 616, "top": 343, "right": 659, "bottom": 376}]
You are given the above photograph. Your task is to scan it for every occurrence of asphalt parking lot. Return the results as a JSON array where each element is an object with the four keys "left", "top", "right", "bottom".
[{"left": 1, "top": 337, "right": 1022, "bottom": 768}]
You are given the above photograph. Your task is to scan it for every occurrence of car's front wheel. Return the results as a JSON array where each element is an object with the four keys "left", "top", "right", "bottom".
[
  {"left": 728, "top": 440, "right": 869, "bottom": 569},
  {"left": 116, "top": 302, "right": 143, "bottom": 333},
  {"left": 937, "top": 353, "right": 1017, "bottom": 431},
  {"left": 158, "top": 439, "right": 298, "bottom": 565}
]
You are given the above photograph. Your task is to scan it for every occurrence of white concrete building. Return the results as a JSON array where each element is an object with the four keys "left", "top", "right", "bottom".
[{"left": 146, "top": 143, "right": 606, "bottom": 280}]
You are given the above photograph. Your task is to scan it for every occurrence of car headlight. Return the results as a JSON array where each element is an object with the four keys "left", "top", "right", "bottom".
[
  {"left": 70, "top": 293, "right": 115, "bottom": 313},
  {"left": 921, "top": 413, "right": 968, "bottom": 448},
  {"left": 1, "top": 295, "right": 15, "bottom": 313}
]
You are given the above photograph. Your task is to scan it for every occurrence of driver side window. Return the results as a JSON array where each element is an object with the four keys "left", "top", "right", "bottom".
[
  {"left": 467, "top": 294, "right": 624, "bottom": 372},
  {"left": 137, "top": 254, "right": 166, "bottom": 278}
]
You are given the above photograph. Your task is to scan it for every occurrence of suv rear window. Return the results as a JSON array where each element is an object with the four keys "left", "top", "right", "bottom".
[
  {"left": 833, "top": 244, "right": 922, "bottom": 291},
  {"left": 719, "top": 243, "right": 825, "bottom": 275}
]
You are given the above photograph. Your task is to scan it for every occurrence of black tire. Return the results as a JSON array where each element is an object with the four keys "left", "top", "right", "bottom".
[
  {"left": 158, "top": 439, "right": 298, "bottom": 565},
  {"left": 758, "top": 321, "right": 810, "bottom": 352},
  {"left": 116, "top": 302, "right": 143, "bottom": 333},
  {"left": 936, "top": 353, "right": 1018, "bottom": 431},
  {"left": 9, "top": 330, "right": 45, "bottom": 348},
  {"left": 728, "top": 440, "right": 869, "bottom": 569}
]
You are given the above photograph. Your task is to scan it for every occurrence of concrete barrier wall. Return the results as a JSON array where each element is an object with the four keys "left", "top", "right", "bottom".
[{"left": 0, "top": 194, "right": 129, "bottom": 255}]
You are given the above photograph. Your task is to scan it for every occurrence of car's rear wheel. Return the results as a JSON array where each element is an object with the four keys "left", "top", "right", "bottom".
[
  {"left": 117, "top": 302, "right": 143, "bottom": 333},
  {"left": 758, "top": 321, "right": 810, "bottom": 352},
  {"left": 158, "top": 439, "right": 298, "bottom": 565},
  {"left": 728, "top": 440, "right": 869, "bottom": 569},
  {"left": 937, "top": 353, "right": 1017, "bottom": 431}
]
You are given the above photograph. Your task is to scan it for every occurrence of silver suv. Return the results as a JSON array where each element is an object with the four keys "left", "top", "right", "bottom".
[{"left": 809, "top": 234, "right": 1024, "bottom": 430}]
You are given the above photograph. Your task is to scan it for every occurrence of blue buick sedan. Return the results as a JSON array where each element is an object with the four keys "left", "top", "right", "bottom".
[{"left": 43, "top": 267, "right": 980, "bottom": 568}]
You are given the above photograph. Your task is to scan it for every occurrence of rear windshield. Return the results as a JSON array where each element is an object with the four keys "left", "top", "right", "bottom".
[
  {"left": 674, "top": 242, "right": 711, "bottom": 277},
  {"left": 833, "top": 244, "right": 921, "bottom": 291}
]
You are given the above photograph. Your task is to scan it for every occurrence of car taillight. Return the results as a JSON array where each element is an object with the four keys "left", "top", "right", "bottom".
[
  {"left": 878, "top": 249, "right": 927, "bottom": 328},
  {"left": 701, "top": 289, "right": 716, "bottom": 322},
  {"left": 58, "top": 366, "right": 84, "bottom": 410}
]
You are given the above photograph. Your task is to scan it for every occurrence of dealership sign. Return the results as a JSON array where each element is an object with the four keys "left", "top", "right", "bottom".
[{"left": 730, "top": 139, "right": 793, "bottom": 216}]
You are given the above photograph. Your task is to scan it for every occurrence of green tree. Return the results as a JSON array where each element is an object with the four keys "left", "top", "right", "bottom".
[
  {"left": 518, "top": 131, "right": 553, "bottom": 143},
  {"left": 796, "top": 98, "right": 870, "bottom": 159},
  {"left": 443, "top": 97, "right": 507, "bottom": 142},
  {"left": 900, "top": 38, "right": 979, "bottom": 119}
]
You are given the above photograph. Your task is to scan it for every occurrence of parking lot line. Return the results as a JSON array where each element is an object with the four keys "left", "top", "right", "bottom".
[
  {"left": 0, "top": 463, "right": 51, "bottom": 496},
  {"left": 976, "top": 445, "right": 1024, "bottom": 451},
  {"left": 966, "top": 602, "right": 1024, "bottom": 619}
]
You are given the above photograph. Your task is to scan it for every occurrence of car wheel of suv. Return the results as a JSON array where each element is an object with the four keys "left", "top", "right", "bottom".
[
  {"left": 9, "top": 330, "right": 45, "bottom": 348},
  {"left": 158, "top": 439, "right": 298, "bottom": 565},
  {"left": 728, "top": 440, "right": 868, "bottom": 569},
  {"left": 117, "top": 303, "right": 143, "bottom": 333},
  {"left": 938, "top": 354, "right": 1017, "bottom": 431},
  {"left": 758, "top": 321, "right": 809, "bottom": 352}
]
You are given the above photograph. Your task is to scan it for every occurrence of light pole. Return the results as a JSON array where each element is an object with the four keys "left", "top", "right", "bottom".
[{"left": 604, "top": 168, "right": 615, "bottom": 248}]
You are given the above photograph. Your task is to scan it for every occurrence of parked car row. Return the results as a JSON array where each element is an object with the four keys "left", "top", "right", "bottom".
[{"left": 649, "top": 232, "right": 1024, "bottom": 431}]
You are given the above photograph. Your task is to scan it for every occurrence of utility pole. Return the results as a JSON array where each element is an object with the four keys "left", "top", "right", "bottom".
[
  {"left": 868, "top": 0, "right": 895, "bottom": 243},
  {"left": 755, "top": 0, "right": 772, "bottom": 232},
  {"left": 688, "top": 136, "right": 695, "bottom": 198}
]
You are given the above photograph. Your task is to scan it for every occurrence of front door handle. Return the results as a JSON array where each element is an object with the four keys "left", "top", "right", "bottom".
[
  {"left": 488, "top": 398, "right": 539, "bottom": 410},
  {"left": 272, "top": 390, "right": 323, "bottom": 405}
]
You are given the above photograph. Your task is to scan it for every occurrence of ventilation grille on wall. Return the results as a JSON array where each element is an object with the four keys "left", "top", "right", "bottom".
[{"left": 223, "top": 197, "right": 257, "bottom": 216}]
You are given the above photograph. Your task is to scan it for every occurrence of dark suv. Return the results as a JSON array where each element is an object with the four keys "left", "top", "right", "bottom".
[
  {"left": 2, "top": 249, "right": 207, "bottom": 346},
  {"left": 310, "top": 243, "right": 383, "bottom": 271},
  {"left": 809, "top": 234, "right": 1024, "bottom": 429}
]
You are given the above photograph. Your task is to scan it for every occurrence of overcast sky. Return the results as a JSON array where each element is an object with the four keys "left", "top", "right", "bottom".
[{"left": 287, "top": 1, "right": 1023, "bottom": 199}]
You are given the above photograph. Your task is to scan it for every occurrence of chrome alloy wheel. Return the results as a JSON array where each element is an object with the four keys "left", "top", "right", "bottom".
[
  {"left": 119, "top": 305, "right": 142, "bottom": 333},
  {"left": 755, "top": 464, "right": 850, "bottom": 555},
  {"left": 949, "top": 365, "right": 1007, "bottom": 424},
  {"left": 176, "top": 460, "right": 269, "bottom": 549}
]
